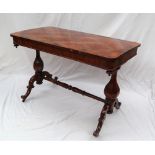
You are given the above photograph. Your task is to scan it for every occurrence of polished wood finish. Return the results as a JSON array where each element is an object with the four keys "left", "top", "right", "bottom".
[
  {"left": 10, "top": 27, "right": 141, "bottom": 137},
  {"left": 21, "top": 50, "right": 44, "bottom": 102},
  {"left": 11, "top": 27, "right": 140, "bottom": 70},
  {"left": 93, "top": 68, "right": 121, "bottom": 137}
]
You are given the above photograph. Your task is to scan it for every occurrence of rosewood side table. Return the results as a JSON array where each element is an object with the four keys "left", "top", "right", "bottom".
[{"left": 10, "top": 27, "right": 141, "bottom": 137}]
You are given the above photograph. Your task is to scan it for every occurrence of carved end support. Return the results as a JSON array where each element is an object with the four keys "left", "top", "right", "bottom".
[
  {"left": 93, "top": 67, "right": 121, "bottom": 137},
  {"left": 21, "top": 75, "right": 36, "bottom": 102},
  {"left": 21, "top": 50, "right": 44, "bottom": 102}
]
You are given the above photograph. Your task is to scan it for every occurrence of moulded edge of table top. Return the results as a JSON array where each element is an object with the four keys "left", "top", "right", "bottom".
[
  {"left": 10, "top": 26, "right": 141, "bottom": 59},
  {"left": 10, "top": 27, "right": 141, "bottom": 70}
]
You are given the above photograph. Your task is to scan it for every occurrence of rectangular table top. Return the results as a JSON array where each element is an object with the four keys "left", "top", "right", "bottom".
[{"left": 11, "top": 27, "right": 141, "bottom": 70}]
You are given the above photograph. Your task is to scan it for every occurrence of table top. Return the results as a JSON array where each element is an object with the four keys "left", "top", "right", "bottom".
[
  {"left": 11, "top": 27, "right": 141, "bottom": 70},
  {"left": 11, "top": 26, "right": 140, "bottom": 59}
]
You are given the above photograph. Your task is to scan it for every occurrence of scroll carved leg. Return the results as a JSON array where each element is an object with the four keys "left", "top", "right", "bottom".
[
  {"left": 114, "top": 98, "right": 121, "bottom": 110},
  {"left": 93, "top": 103, "right": 110, "bottom": 137},
  {"left": 21, "top": 75, "right": 36, "bottom": 102},
  {"left": 21, "top": 50, "right": 44, "bottom": 102},
  {"left": 93, "top": 68, "right": 121, "bottom": 137}
]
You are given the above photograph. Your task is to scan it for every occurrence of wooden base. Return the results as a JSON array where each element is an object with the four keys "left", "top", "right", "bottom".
[
  {"left": 21, "top": 50, "right": 121, "bottom": 137},
  {"left": 21, "top": 71, "right": 107, "bottom": 103}
]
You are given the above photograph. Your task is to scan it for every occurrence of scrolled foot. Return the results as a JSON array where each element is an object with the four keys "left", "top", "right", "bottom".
[
  {"left": 114, "top": 99, "right": 121, "bottom": 109},
  {"left": 107, "top": 109, "right": 113, "bottom": 114},
  {"left": 93, "top": 104, "right": 109, "bottom": 137},
  {"left": 21, "top": 75, "right": 36, "bottom": 102},
  {"left": 93, "top": 130, "right": 99, "bottom": 137},
  {"left": 107, "top": 99, "right": 121, "bottom": 113},
  {"left": 21, "top": 95, "right": 27, "bottom": 102}
]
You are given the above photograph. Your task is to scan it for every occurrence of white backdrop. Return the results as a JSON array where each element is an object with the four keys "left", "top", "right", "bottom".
[{"left": 0, "top": 13, "right": 155, "bottom": 140}]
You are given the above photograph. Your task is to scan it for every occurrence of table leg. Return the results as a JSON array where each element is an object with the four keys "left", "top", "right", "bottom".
[
  {"left": 93, "top": 68, "right": 121, "bottom": 137},
  {"left": 21, "top": 50, "right": 44, "bottom": 102}
]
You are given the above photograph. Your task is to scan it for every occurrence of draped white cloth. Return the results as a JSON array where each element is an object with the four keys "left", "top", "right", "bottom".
[{"left": 0, "top": 13, "right": 155, "bottom": 140}]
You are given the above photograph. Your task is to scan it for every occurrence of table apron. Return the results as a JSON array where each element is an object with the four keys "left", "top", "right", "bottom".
[{"left": 13, "top": 37, "right": 137, "bottom": 70}]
